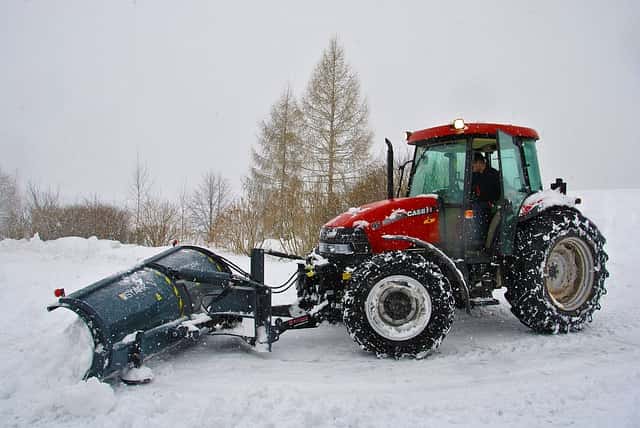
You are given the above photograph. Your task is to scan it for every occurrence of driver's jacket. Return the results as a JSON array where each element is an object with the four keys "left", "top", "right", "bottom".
[{"left": 471, "top": 167, "right": 501, "bottom": 203}]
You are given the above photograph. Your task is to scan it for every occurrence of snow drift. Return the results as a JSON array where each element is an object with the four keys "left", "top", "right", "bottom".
[{"left": 0, "top": 190, "right": 639, "bottom": 427}]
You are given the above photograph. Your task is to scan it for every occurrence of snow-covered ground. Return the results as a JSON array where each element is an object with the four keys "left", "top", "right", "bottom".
[{"left": 1, "top": 189, "right": 639, "bottom": 427}]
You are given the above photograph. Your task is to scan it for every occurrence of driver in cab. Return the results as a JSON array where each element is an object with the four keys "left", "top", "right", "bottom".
[
  {"left": 471, "top": 152, "right": 500, "bottom": 203},
  {"left": 470, "top": 152, "right": 500, "bottom": 247}
]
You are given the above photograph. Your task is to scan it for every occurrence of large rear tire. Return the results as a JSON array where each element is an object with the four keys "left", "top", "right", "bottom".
[
  {"left": 343, "top": 251, "right": 455, "bottom": 358},
  {"left": 504, "top": 207, "right": 608, "bottom": 333}
]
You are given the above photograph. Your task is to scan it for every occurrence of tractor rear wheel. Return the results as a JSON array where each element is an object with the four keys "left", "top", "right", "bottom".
[
  {"left": 504, "top": 207, "right": 608, "bottom": 333},
  {"left": 343, "top": 251, "right": 455, "bottom": 358}
]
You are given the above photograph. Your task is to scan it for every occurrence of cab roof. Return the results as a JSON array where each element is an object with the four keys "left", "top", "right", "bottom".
[{"left": 407, "top": 122, "right": 540, "bottom": 145}]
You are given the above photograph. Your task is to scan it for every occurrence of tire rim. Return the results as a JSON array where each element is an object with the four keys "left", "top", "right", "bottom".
[
  {"left": 544, "top": 236, "right": 595, "bottom": 312},
  {"left": 365, "top": 275, "right": 432, "bottom": 341}
]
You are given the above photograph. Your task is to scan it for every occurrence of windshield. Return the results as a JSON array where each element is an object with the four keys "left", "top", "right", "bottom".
[{"left": 409, "top": 140, "right": 467, "bottom": 204}]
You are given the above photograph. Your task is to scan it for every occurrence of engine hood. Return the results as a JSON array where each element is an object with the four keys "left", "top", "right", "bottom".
[
  {"left": 325, "top": 195, "right": 439, "bottom": 229},
  {"left": 323, "top": 195, "right": 441, "bottom": 253}
]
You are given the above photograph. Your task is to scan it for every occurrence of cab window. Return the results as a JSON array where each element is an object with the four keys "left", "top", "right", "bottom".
[
  {"left": 409, "top": 140, "right": 467, "bottom": 204},
  {"left": 471, "top": 137, "right": 500, "bottom": 176},
  {"left": 522, "top": 139, "right": 543, "bottom": 191}
]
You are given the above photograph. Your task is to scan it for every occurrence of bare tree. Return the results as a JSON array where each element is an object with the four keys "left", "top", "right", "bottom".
[
  {"left": 301, "top": 36, "right": 373, "bottom": 215},
  {"left": 0, "top": 168, "right": 13, "bottom": 233},
  {"left": 176, "top": 182, "right": 192, "bottom": 244},
  {"left": 0, "top": 169, "right": 30, "bottom": 239},
  {"left": 0, "top": 168, "right": 15, "bottom": 237},
  {"left": 25, "top": 182, "right": 61, "bottom": 240},
  {"left": 140, "top": 198, "right": 179, "bottom": 247},
  {"left": 129, "top": 154, "right": 152, "bottom": 244},
  {"left": 345, "top": 147, "right": 414, "bottom": 207},
  {"left": 54, "top": 197, "right": 130, "bottom": 242},
  {"left": 218, "top": 177, "right": 264, "bottom": 255},
  {"left": 344, "top": 161, "right": 388, "bottom": 208},
  {"left": 190, "top": 172, "right": 231, "bottom": 245},
  {"left": 294, "top": 181, "right": 335, "bottom": 254}
]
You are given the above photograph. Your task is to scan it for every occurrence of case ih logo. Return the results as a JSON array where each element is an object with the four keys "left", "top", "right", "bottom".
[
  {"left": 406, "top": 207, "right": 436, "bottom": 217},
  {"left": 382, "top": 206, "right": 436, "bottom": 227}
]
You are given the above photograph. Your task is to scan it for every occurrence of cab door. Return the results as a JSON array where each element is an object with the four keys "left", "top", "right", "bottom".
[
  {"left": 408, "top": 141, "right": 468, "bottom": 258},
  {"left": 497, "top": 130, "right": 529, "bottom": 255}
]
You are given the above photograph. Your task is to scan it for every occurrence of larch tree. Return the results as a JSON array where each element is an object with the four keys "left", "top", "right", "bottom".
[
  {"left": 301, "top": 37, "right": 373, "bottom": 216},
  {"left": 251, "top": 85, "right": 305, "bottom": 251}
]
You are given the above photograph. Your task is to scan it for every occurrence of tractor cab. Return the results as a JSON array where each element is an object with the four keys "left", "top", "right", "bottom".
[{"left": 404, "top": 120, "right": 542, "bottom": 259}]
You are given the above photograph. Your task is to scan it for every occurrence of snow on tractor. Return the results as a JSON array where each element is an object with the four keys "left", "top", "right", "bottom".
[{"left": 48, "top": 119, "right": 608, "bottom": 384}]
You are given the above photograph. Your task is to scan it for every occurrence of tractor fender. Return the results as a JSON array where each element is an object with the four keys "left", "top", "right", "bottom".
[
  {"left": 382, "top": 235, "right": 470, "bottom": 313},
  {"left": 518, "top": 189, "right": 581, "bottom": 222}
]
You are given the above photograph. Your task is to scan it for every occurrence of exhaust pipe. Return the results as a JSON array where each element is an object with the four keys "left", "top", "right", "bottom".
[{"left": 385, "top": 138, "right": 394, "bottom": 200}]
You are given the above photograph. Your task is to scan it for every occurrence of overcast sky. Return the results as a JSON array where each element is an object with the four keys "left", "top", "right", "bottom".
[{"left": 1, "top": 0, "right": 638, "bottom": 204}]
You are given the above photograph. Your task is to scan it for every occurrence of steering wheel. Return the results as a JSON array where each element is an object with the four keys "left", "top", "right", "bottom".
[{"left": 434, "top": 182, "right": 463, "bottom": 202}]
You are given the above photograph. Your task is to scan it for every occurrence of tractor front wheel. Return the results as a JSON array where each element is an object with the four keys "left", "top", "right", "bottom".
[
  {"left": 504, "top": 207, "right": 608, "bottom": 333},
  {"left": 343, "top": 252, "right": 455, "bottom": 358}
]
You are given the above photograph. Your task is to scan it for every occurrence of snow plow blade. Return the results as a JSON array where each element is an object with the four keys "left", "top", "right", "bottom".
[{"left": 47, "top": 246, "right": 274, "bottom": 382}]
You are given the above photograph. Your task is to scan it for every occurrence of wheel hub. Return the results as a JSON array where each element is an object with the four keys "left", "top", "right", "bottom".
[
  {"left": 365, "top": 275, "right": 432, "bottom": 341},
  {"left": 544, "top": 236, "right": 595, "bottom": 312},
  {"left": 381, "top": 290, "right": 416, "bottom": 325}
]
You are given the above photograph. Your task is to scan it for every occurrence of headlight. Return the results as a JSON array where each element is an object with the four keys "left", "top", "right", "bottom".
[
  {"left": 452, "top": 118, "right": 466, "bottom": 130},
  {"left": 318, "top": 242, "right": 354, "bottom": 255}
]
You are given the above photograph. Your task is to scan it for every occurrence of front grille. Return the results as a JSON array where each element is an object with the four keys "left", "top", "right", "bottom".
[{"left": 319, "top": 227, "right": 371, "bottom": 256}]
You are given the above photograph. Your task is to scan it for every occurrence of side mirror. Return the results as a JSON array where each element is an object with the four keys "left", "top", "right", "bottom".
[
  {"left": 550, "top": 178, "right": 567, "bottom": 195},
  {"left": 396, "top": 159, "right": 414, "bottom": 198}
]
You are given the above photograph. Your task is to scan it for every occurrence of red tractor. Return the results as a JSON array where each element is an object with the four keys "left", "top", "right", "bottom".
[
  {"left": 293, "top": 119, "right": 608, "bottom": 358},
  {"left": 49, "top": 119, "right": 609, "bottom": 382}
]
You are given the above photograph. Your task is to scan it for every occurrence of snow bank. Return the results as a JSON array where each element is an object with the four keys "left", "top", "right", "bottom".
[
  {"left": 1, "top": 190, "right": 639, "bottom": 427},
  {"left": 0, "top": 294, "right": 115, "bottom": 424},
  {"left": 0, "top": 237, "right": 126, "bottom": 425}
]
